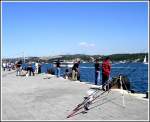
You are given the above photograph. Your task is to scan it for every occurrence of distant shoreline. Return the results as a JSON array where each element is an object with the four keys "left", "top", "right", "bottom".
[{"left": 2, "top": 53, "right": 148, "bottom": 63}]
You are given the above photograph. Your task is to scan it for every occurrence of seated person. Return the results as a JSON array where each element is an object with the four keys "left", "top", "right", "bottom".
[
  {"left": 20, "top": 69, "right": 28, "bottom": 76},
  {"left": 64, "top": 68, "right": 70, "bottom": 79}
]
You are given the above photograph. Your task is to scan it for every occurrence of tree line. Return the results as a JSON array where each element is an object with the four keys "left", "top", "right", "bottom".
[
  {"left": 3, "top": 53, "right": 148, "bottom": 63},
  {"left": 62, "top": 53, "right": 148, "bottom": 62}
]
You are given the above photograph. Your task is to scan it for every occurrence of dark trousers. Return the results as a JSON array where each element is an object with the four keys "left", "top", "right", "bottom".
[
  {"left": 102, "top": 73, "right": 109, "bottom": 88},
  {"left": 38, "top": 67, "right": 41, "bottom": 74},
  {"left": 27, "top": 67, "right": 34, "bottom": 76},
  {"left": 3, "top": 67, "right": 6, "bottom": 71},
  {"left": 95, "top": 71, "right": 99, "bottom": 85},
  {"left": 77, "top": 71, "right": 80, "bottom": 80}
]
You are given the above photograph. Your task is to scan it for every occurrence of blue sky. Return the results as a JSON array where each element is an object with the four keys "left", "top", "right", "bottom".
[{"left": 2, "top": 2, "right": 148, "bottom": 58}]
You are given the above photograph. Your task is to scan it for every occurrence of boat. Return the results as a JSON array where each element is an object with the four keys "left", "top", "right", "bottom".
[
  {"left": 61, "top": 62, "right": 74, "bottom": 68},
  {"left": 133, "top": 58, "right": 140, "bottom": 63},
  {"left": 119, "top": 60, "right": 126, "bottom": 64},
  {"left": 143, "top": 56, "right": 148, "bottom": 64}
]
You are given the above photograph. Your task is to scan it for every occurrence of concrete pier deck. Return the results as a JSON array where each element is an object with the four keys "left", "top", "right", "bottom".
[{"left": 2, "top": 71, "right": 149, "bottom": 120}]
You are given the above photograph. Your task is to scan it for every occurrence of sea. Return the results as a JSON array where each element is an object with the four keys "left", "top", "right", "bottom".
[{"left": 24, "top": 63, "right": 148, "bottom": 93}]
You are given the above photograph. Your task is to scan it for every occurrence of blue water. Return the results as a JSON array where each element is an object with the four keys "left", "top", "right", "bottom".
[
  {"left": 23, "top": 63, "right": 148, "bottom": 93},
  {"left": 79, "top": 63, "right": 148, "bottom": 93}
]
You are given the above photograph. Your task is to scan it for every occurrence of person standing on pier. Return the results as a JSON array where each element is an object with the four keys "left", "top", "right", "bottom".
[
  {"left": 94, "top": 59, "right": 101, "bottom": 85},
  {"left": 8, "top": 62, "right": 12, "bottom": 71},
  {"left": 2, "top": 62, "right": 7, "bottom": 71},
  {"left": 72, "top": 60, "right": 80, "bottom": 81},
  {"left": 102, "top": 56, "right": 111, "bottom": 91},
  {"left": 38, "top": 64, "right": 41, "bottom": 74},
  {"left": 27, "top": 62, "right": 35, "bottom": 76},
  {"left": 35, "top": 62, "right": 39, "bottom": 74},
  {"left": 16, "top": 60, "right": 22, "bottom": 76},
  {"left": 56, "top": 59, "right": 61, "bottom": 77}
]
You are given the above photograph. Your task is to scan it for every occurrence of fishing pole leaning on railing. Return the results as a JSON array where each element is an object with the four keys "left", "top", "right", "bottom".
[
  {"left": 66, "top": 88, "right": 109, "bottom": 118},
  {"left": 66, "top": 68, "right": 138, "bottom": 118}
]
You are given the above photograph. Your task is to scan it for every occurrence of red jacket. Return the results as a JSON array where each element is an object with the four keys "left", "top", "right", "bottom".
[{"left": 102, "top": 60, "right": 111, "bottom": 76}]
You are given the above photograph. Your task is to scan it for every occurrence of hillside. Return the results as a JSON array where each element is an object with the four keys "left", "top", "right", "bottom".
[{"left": 2, "top": 53, "right": 148, "bottom": 63}]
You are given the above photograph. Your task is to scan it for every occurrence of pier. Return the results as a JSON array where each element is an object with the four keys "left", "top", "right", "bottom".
[{"left": 2, "top": 71, "right": 149, "bottom": 120}]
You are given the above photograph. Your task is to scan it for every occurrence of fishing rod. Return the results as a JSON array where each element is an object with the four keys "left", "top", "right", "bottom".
[
  {"left": 67, "top": 67, "right": 138, "bottom": 118},
  {"left": 66, "top": 89, "right": 109, "bottom": 118},
  {"left": 84, "top": 75, "right": 130, "bottom": 113},
  {"left": 66, "top": 77, "right": 118, "bottom": 118}
]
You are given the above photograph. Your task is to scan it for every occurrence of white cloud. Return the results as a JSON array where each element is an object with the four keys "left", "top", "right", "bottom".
[
  {"left": 79, "top": 42, "right": 95, "bottom": 48},
  {"left": 79, "top": 42, "right": 87, "bottom": 46}
]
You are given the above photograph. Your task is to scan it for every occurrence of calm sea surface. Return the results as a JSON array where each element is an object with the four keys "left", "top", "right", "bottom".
[{"left": 39, "top": 63, "right": 148, "bottom": 93}]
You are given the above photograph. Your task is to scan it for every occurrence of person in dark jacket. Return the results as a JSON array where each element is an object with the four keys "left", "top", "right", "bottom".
[
  {"left": 27, "top": 62, "right": 35, "bottom": 76},
  {"left": 102, "top": 56, "right": 111, "bottom": 90},
  {"left": 55, "top": 59, "right": 61, "bottom": 77},
  {"left": 94, "top": 59, "right": 100, "bottom": 85},
  {"left": 72, "top": 61, "right": 80, "bottom": 81},
  {"left": 38, "top": 64, "right": 41, "bottom": 74}
]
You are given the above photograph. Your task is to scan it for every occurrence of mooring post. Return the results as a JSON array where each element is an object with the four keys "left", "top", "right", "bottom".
[{"left": 120, "top": 75, "right": 125, "bottom": 107}]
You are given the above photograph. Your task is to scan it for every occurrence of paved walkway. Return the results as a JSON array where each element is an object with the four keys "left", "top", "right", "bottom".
[{"left": 2, "top": 71, "right": 149, "bottom": 120}]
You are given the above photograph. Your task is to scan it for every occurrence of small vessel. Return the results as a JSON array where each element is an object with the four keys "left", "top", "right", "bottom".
[
  {"left": 143, "top": 56, "right": 148, "bottom": 64},
  {"left": 61, "top": 62, "right": 74, "bottom": 68},
  {"left": 133, "top": 58, "right": 140, "bottom": 63},
  {"left": 119, "top": 60, "right": 126, "bottom": 64}
]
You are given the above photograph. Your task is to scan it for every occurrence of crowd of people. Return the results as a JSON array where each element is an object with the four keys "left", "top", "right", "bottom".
[
  {"left": 54, "top": 56, "right": 111, "bottom": 90},
  {"left": 2, "top": 62, "right": 15, "bottom": 71},
  {"left": 54, "top": 59, "right": 81, "bottom": 81},
  {"left": 2, "top": 60, "right": 42, "bottom": 77},
  {"left": 19, "top": 61, "right": 42, "bottom": 76},
  {"left": 2, "top": 57, "right": 111, "bottom": 90}
]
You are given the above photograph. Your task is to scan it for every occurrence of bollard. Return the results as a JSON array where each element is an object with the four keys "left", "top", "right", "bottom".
[{"left": 146, "top": 91, "right": 149, "bottom": 98}]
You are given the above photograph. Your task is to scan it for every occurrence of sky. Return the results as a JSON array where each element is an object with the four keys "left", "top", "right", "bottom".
[{"left": 2, "top": 2, "right": 148, "bottom": 58}]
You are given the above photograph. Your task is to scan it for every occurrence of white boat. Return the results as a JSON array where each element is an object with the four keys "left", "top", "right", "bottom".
[
  {"left": 143, "top": 56, "right": 148, "bottom": 64},
  {"left": 133, "top": 58, "right": 140, "bottom": 63},
  {"left": 61, "top": 62, "right": 74, "bottom": 68},
  {"left": 119, "top": 60, "right": 126, "bottom": 64}
]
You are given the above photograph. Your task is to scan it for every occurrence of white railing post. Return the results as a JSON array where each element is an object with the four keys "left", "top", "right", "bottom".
[{"left": 120, "top": 75, "right": 125, "bottom": 107}]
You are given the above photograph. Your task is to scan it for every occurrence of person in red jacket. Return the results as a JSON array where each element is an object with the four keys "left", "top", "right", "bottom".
[{"left": 102, "top": 56, "right": 111, "bottom": 91}]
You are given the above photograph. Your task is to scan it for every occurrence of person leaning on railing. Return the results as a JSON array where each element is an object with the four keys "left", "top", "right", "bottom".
[
  {"left": 72, "top": 61, "right": 80, "bottom": 81},
  {"left": 102, "top": 56, "right": 111, "bottom": 91}
]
